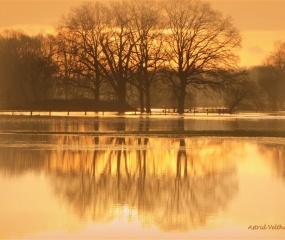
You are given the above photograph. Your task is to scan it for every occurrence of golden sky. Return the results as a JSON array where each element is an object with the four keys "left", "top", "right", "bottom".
[{"left": 0, "top": 0, "right": 285, "bottom": 67}]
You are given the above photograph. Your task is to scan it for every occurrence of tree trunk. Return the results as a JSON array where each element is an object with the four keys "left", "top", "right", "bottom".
[
  {"left": 94, "top": 62, "right": 101, "bottom": 102},
  {"left": 145, "top": 85, "right": 151, "bottom": 114},
  {"left": 177, "top": 79, "right": 187, "bottom": 114},
  {"left": 177, "top": 90, "right": 186, "bottom": 114},
  {"left": 117, "top": 82, "right": 127, "bottom": 113},
  {"left": 138, "top": 80, "right": 145, "bottom": 113},
  {"left": 94, "top": 79, "right": 100, "bottom": 102}
]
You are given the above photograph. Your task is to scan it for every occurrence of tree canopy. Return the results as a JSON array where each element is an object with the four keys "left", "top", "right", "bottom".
[{"left": 51, "top": 0, "right": 242, "bottom": 113}]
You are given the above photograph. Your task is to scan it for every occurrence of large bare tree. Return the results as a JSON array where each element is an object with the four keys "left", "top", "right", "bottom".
[
  {"left": 97, "top": 0, "right": 139, "bottom": 112},
  {"left": 56, "top": 2, "right": 110, "bottom": 101},
  {"left": 128, "top": 0, "right": 165, "bottom": 113},
  {"left": 162, "top": 0, "right": 241, "bottom": 113}
]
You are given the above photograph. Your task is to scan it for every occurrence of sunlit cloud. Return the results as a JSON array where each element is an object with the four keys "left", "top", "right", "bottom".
[
  {"left": 0, "top": 24, "right": 56, "bottom": 35},
  {"left": 239, "top": 30, "right": 285, "bottom": 67}
]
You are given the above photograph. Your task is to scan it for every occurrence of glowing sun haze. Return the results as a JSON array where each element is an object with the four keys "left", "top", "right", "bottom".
[{"left": 0, "top": 0, "right": 284, "bottom": 67}]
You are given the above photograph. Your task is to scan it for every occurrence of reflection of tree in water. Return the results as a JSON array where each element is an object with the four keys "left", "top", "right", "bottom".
[
  {"left": 47, "top": 136, "right": 238, "bottom": 232},
  {"left": 0, "top": 118, "right": 239, "bottom": 232},
  {"left": 259, "top": 144, "right": 285, "bottom": 182}
]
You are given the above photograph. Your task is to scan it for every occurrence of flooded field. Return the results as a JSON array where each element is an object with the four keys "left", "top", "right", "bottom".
[{"left": 0, "top": 114, "right": 285, "bottom": 239}]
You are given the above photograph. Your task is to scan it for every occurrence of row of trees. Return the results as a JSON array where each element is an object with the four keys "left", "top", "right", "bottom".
[
  {"left": 0, "top": 0, "right": 284, "bottom": 112},
  {"left": 55, "top": 0, "right": 242, "bottom": 113},
  {"left": 0, "top": 31, "right": 57, "bottom": 106}
]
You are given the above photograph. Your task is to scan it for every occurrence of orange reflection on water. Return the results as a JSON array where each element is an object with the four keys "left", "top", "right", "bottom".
[{"left": 1, "top": 135, "right": 285, "bottom": 239}]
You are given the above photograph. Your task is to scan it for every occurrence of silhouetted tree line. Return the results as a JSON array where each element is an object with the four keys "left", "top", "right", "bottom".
[
  {"left": 0, "top": 31, "right": 58, "bottom": 107},
  {"left": 0, "top": 0, "right": 284, "bottom": 112}
]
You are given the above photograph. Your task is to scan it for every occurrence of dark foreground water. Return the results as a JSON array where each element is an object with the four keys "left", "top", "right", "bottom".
[{"left": 0, "top": 114, "right": 285, "bottom": 239}]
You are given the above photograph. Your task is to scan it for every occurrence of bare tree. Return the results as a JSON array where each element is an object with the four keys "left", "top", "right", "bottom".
[
  {"left": 265, "top": 41, "right": 285, "bottom": 71},
  {"left": 97, "top": 0, "right": 138, "bottom": 112},
  {"left": 54, "top": 31, "right": 79, "bottom": 99},
  {"left": 56, "top": 1, "right": 110, "bottom": 101},
  {"left": 162, "top": 0, "right": 241, "bottom": 113},
  {"left": 128, "top": 0, "right": 165, "bottom": 113},
  {"left": 262, "top": 41, "right": 285, "bottom": 109},
  {"left": 223, "top": 74, "right": 256, "bottom": 113}
]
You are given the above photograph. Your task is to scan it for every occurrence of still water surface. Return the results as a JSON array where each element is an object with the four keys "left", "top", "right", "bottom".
[{"left": 0, "top": 114, "right": 285, "bottom": 239}]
